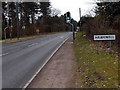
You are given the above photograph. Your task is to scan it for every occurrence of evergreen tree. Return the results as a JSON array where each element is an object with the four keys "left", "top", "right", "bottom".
[{"left": 40, "top": 2, "right": 51, "bottom": 16}]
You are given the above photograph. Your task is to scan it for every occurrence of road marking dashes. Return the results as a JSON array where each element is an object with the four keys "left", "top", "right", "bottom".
[
  {"left": 23, "top": 37, "right": 69, "bottom": 89},
  {"left": 28, "top": 43, "right": 38, "bottom": 47},
  {"left": 60, "top": 36, "right": 64, "bottom": 38},
  {"left": 0, "top": 53, "right": 9, "bottom": 57}
]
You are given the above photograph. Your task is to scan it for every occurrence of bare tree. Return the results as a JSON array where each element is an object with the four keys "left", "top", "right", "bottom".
[{"left": 50, "top": 8, "right": 61, "bottom": 17}]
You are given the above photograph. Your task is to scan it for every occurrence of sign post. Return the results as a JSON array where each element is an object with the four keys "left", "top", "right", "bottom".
[
  {"left": 9, "top": 25, "right": 13, "bottom": 40},
  {"left": 96, "top": 41, "right": 99, "bottom": 54},
  {"left": 4, "top": 27, "right": 8, "bottom": 41},
  {"left": 109, "top": 41, "right": 112, "bottom": 53},
  {"left": 94, "top": 35, "right": 116, "bottom": 54},
  {"left": 65, "top": 12, "right": 75, "bottom": 40}
]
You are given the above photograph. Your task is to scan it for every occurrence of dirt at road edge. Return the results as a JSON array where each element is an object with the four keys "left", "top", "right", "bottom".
[{"left": 28, "top": 37, "right": 77, "bottom": 88}]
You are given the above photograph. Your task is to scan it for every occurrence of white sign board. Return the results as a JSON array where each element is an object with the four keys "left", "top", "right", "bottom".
[{"left": 94, "top": 35, "right": 116, "bottom": 41}]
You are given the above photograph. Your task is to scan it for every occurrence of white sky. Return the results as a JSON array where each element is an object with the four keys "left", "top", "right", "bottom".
[{"left": 50, "top": 0, "right": 97, "bottom": 21}]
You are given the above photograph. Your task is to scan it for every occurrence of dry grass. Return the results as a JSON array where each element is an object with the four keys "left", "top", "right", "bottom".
[{"left": 74, "top": 32, "right": 118, "bottom": 88}]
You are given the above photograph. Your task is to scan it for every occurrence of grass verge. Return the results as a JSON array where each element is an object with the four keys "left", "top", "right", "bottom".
[
  {"left": 0, "top": 32, "right": 61, "bottom": 43},
  {"left": 74, "top": 32, "right": 118, "bottom": 88}
]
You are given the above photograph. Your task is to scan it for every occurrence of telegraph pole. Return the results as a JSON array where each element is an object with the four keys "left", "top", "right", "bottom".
[{"left": 79, "top": 8, "right": 81, "bottom": 31}]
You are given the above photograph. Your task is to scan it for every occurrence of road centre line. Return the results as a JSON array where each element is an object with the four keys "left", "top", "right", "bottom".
[
  {"left": 27, "top": 37, "right": 61, "bottom": 48},
  {"left": 0, "top": 53, "right": 9, "bottom": 57},
  {"left": 28, "top": 43, "right": 38, "bottom": 47},
  {"left": 60, "top": 36, "right": 64, "bottom": 38}
]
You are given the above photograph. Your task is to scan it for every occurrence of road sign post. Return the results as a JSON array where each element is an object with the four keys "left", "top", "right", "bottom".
[
  {"left": 96, "top": 41, "right": 99, "bottom": 54},
  {"left": 65, "top": 12, "right": 75, "bottom": 40},
  {"left": 4, "top": 27, "right": 8, "bottom": 41},
  {"left": 9, "top": 25, "right": 13, "bottom": 39},
  {"left": 69, "top": 23, "right": 75, "bottom": 40},
  {"left": 109, "top": 41, "right": 112, "bottom": 54},
  {"left": 94, "top": 35, "right": 116, "bottom": 54}
]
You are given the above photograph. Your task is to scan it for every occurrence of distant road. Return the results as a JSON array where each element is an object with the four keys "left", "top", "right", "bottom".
[{"left": 2, "top": 32, "right": 72, "bottom": 88}]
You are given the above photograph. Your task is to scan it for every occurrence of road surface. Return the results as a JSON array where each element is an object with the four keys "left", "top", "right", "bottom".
[
  {"left": 2, "top": 32, "right": 72, "bottom": 88},
  {"left": 28, "top": 37, "right": 76, "bottom": 88}
]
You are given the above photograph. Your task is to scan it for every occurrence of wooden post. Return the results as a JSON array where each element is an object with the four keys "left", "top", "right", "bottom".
[
  {"left": 96, "top": 41, "right": 99, "bottom": 54},
  {"left": 109, "top": 41, "right": 112, "bottom": 54}
]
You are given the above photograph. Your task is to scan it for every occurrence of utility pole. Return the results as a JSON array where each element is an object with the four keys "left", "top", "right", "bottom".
[
  {"left": 16, "top": 2, "right": 19, "bottom": 40},
  {"left": 79, "top": 8, "right": 81, "bottom": 31}
]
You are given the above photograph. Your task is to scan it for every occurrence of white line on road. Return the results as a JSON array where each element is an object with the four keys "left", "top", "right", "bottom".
[
  {"left": 28, "top": 43, "right": 38, "bottom": 47},
  {"left": 0, "top": 53, "right": 9, "bottom": 57},
  {"left": 23, "top": 37, "right": 69, "bottom": 89},
  {"left": 60, "top": 36, "right": 64, "bottom": 38}
]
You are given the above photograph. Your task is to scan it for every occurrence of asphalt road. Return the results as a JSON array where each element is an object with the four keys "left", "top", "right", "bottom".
[{"left": 2, "top": 32, "right": 72, "bottom": 88}]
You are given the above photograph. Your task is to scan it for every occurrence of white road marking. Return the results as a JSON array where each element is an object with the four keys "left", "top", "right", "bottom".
[
  {"left": 28, "top": 43, "right": 38, "bottom": 47},
  {"left": 60, "top": 36, "right": 64, "bottom": 38},
  {"left": 0, "top": 53, "right": 9, "bottom": 57},
  {"left": 28, "top": 37, "right": 59, "bottom": 48},
  {"left": 23, "top": 37, "right": 69, "bottom": 89}
]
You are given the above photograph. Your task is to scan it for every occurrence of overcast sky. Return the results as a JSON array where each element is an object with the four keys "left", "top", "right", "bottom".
[{"left": 50, "top": 0, "right": 97, "bottom": 21}]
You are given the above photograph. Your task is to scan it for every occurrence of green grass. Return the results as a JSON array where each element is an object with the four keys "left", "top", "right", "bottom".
[{"left": 74, "top": 32, "right": 118, "bottom": 88}]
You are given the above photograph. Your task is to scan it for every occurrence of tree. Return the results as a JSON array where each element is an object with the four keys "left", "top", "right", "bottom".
[
  {"left": 50, "top": 8, "right": 61, "bottom": 17},
  {"left": 2, "top": 1, "right": 70, "bottom": 39},
  {"left": 95, "top": 1, "right": 120, "bottom": 28},
  {"left": 20, "top": 2, "right": 38, "bottom": 35},
  {"left": 39, "top": 1, "right": 51, "bottom": 16},
  {"left": 95, "top": 2, "right": 120, "bottom": 18}
]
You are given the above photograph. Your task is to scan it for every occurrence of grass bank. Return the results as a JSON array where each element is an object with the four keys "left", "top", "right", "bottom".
[
  {"left": 74, "top": 32, "right": 118, "bottom": 88},
  {"left": 0, "top": 32, "right": 62, "bottom": 43}
]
